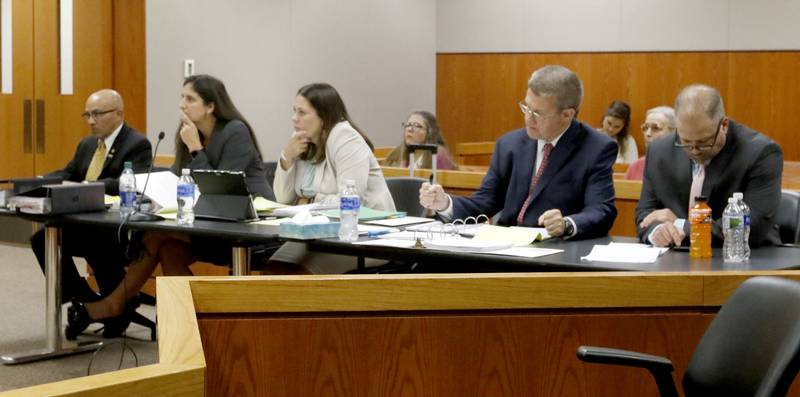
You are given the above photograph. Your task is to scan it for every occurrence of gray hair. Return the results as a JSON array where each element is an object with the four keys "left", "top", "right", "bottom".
[
  {"left": 646, "top": 106, "right": 676, "bottom": 132},
  {"left": 674, "top": 84, "right": 725, "bottom": 122},
  {"left": 528, "top": 65, "right": 583, "bottom": 113}
]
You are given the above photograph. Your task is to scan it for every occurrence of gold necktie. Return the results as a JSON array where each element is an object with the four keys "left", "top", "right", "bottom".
[{"left": 85, "top": 139, "right": 107, "bottom": 182}]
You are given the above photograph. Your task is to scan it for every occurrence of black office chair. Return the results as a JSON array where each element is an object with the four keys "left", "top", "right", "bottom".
[
  {"left": 776, "top": 190, "right": 800, "bottom": 245},
  {"left": 577, "top": 276, "right": 800, "bottom": 396},
  {"left": 264, "top": 161, "right": 277, "bottom": 189},
  {"left": 385, "top": 177, "right": 428, "bottom": 217}
]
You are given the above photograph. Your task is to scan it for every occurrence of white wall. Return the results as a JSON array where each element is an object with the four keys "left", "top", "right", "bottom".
[
  {"left": 146, "top": 0, "right": 436, "bottom": 160},
  {"left": 437, "top": 0, "right": 800, "bottom": 52}
]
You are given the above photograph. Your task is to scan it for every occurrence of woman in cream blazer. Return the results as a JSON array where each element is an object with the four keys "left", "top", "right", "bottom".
[
  {"left": 274, "top": 83, "right": 394, "bottom": 211},
  {"left": 270, "top": 83, "right": 395, "bottom": 274}
]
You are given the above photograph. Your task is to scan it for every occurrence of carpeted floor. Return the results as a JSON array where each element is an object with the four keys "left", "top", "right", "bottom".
[{"left": 0, "top": 243, "right": 158, "bottom": 392}]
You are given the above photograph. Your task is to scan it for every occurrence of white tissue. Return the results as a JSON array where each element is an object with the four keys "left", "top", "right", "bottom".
[{"left": 290, "top": 209, "right": 330, "bottom": 225}]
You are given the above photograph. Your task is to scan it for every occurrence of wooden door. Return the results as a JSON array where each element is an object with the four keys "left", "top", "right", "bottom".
[
  {"left": 32, "top": 0, "right": 113, "bottom": 175},
  {"left": 0, "top": 0, "right": 35, "bottom": 180},
  {"left": 0, "top": 0, "right": 113, "bottom": 179}
]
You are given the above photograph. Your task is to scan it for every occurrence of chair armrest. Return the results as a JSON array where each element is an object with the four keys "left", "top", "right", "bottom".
[
  {"left": 577, "top": 346, "right": 679, "bottom": 397},
  {"left": 779, "top": 243, "right": 799, "bottom": 248},
  {"left": 577, "top": 346, "right": 674, "bottom": 372}
]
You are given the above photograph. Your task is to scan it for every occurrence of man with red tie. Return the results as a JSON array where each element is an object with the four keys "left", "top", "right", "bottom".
[
  {"left": 419, "top": 65, "right": 618, "bottom": 239},
  {"left": 636, "top": 84, "right": 783, "bottom": 247}
]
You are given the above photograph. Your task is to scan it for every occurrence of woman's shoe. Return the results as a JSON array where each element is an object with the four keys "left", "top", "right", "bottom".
[
  {"left": 101, "top": 297, "right": 139, "bottom": 338},
  {"left": 65, "top": 299, "right": 93, "bottom": 341}
]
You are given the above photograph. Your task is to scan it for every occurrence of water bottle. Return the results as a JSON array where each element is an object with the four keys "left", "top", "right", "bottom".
[
  {"left": 722, "top": 197, "right": 745, "bottom": 262},
  {"left": 733, "top": 192, "right": 751, "bottom": 260},
  {"left": 338, "top": 179, "right": 360, "bottom": 242},
  {"left": 119, "top": 161, "right": 136, "bottom": 219},
  {"left": 176, "top": 168, "right": 195, "bottom": 225}
]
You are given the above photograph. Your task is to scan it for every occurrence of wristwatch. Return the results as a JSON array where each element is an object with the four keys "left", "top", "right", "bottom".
[{"left": 563, "top": 218, "right": 574, "bottom": 236}]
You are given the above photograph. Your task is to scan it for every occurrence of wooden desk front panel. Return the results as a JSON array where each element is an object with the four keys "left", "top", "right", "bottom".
[{"left": 198, "top": 309, "right": 713, "bottom": 397}]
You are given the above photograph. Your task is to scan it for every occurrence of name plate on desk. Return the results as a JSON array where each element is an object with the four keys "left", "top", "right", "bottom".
[{"left": 9, "top": 182, "right": 105, "bottom": 214}]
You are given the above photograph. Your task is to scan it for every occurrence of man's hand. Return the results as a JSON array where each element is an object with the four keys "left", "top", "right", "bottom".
[
  {"left": 538, "top": 209, "right": 565, "bottom": 237},
  {"left": 650, "top": 223, "right": 686, "bottom": 247},
  {"left": 639, "top": 208, "right": 678, "bottom": 229},
  {"left": 419, "top": 182, "right": 449, "bottom": 212}
]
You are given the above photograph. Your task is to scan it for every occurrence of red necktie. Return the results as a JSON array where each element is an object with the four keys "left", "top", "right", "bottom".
[{"left": 516, "top": 143, "right": 554, "bottom": 225}]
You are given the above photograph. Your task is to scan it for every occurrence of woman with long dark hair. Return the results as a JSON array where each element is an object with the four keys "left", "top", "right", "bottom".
[
  {"left": 65, "top": 75, "right": 273, "bottom": 337},
  {"left": 599, "top": 100, "right": 638, "bottom": 164},
  {"left": 382, "top": 111, "right": 458, "bottom": 170}
]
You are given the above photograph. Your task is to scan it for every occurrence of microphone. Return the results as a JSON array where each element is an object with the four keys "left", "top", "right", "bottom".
[{"left": 127, "top": 131, "right": 166, "bottom": 222}]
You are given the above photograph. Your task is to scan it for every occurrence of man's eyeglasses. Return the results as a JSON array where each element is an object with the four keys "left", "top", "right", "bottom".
[
  {"left": 81, "top": 108, "right": 117, "bottom": 120},
  {"left": 673, "top": 118, "right": 724, "bottom": 151},
  {"left": 518, "top": 102, "right": 559, "bottom": 120},
  {"left": 640, "top": 123, "right": 665, "bottom": 132},
  {"left": 401, "top": 122, "right": 426, "bottom": 131}
]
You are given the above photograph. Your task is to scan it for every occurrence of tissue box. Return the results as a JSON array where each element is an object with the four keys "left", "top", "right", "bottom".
[{"left": 279, "top": 222, "right": 341, "bottom": 240}]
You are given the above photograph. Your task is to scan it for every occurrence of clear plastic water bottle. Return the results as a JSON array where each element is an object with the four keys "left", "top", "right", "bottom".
[
  {"left": 338, "top": 179, "right": 360, "bottom": 242},
  {"left": 722, "top": 197, "right": 745, "bottom": 262},
  {"left": 119, "top": 161, "right": 137, "bottom": 219},
  {"left": 733, "top": 192, "right": 751, "bottom": 260},
  {"left": 176, "top": 168, "right": 195, "bottom": 225}
]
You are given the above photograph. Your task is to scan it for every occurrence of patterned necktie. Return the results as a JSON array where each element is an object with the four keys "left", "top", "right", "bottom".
[
  {"left": 84, "top": 139, "right": 107, "bottom": 182},
  {"left": 688, "top": 163, "right": 705, "bottom": 212},
  {"left": 516, "top": 143, "right": 554, "bottom": 225}
]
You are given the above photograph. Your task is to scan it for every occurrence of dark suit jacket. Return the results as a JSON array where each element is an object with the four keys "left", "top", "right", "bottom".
[
  {"left": 635, "top": 120, "right": 783, "bottom": 247},
  {"left": 47, "top": 123, "right": 152, "bottom": 195},
  {"left": 172, "top": 119, "right": 275, "bottom": 200},
  {"left": 452, "top": 119, "right": 618, "bottom": 239}
]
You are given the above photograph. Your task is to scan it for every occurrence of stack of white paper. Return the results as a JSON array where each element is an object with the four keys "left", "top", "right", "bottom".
[{"left": 581, "top": 243, "right": 667, "bottom": 263}]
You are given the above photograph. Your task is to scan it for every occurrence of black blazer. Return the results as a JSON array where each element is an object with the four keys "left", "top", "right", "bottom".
[
  {"left": 172, "top": 119, "right": 274, "bottom": 200},
  {"left": 48, "top": 123, "right": 152, "bottom": 195},
  {"left": 636, "top": 120, "right": 783, "bottom": 247},
  {"left": 452, "top": 119, "right": 619, "bottom": 239}
]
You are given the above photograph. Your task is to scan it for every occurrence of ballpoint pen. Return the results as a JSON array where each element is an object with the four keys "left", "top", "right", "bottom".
[{"left": 366, "top": 229, "right": 393, "bottom": 238}]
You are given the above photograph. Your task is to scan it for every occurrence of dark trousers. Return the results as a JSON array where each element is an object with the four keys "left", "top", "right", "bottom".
[{"left": 30, "top": 225, "right": 128, "bottom": 303}]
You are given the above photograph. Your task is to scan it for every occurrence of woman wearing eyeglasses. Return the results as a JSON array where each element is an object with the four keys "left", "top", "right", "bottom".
[
  {"left": 598, "top": 100, "right": 638, "bottom": 164},
  {"left": 382, "top": 111, "right": 458, "bottom": 170},
  {"left": 625, "top": 106, "right": 676, "bottom": 180}
]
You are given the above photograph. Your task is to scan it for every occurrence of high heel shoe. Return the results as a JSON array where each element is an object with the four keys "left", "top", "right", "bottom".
[
  {"left": 65, "top": 299, "right": 94, "bottom": 341},
  {"left": 101, "top": 297, "right": 139, "bottom": 338}
]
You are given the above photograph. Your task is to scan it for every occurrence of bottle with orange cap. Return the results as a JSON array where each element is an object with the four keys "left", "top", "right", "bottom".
[{"left": 689, "top": 195, "right": 712, "bottom": 258}]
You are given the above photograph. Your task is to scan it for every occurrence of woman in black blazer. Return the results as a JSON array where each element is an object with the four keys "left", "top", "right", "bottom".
[{"left": 65, "top": 75, "right": 272, "bottom": 338}]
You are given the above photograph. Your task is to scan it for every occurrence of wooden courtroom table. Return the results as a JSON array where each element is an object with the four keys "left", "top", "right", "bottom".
[{"left": 5, "top": 272, "right": 800, "bottom": 396}]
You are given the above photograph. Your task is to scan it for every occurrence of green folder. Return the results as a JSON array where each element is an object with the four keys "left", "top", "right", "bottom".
[{"left": 320, "top": 207, "right": 406, "bottom": 221}]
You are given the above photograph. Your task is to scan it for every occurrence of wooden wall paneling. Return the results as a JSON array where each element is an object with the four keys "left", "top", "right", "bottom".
[
  {"left": 112, "top": 0, "right": 146, "bottom": 134},
  {"left": 0, "top": 0, "right": 35, "bottom": 179},
  {"left": 727, "top": 52, "right": 800, "bottom": 162},
  {"left": 437, "top": 52, "right": 799, "bottom": 163},
  {"left": 197, "top": 310, "right": 712, "bottom": 396}
]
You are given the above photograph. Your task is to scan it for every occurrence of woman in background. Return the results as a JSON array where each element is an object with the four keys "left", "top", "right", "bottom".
[
  {"left": 625, "top": 106, "right": 676, "bottom": 180},
  {"left": 66, "top": 74, "right": 272, "bottom": 338},
  {"left": 382, "top": 111, "right": 458, "bottom": 170},
  {"left": 599, "top": 100, "right": 638, "bottom": 164}
]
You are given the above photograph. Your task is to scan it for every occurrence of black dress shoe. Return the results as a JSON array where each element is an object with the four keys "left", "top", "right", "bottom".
[{"left": 65, "top": 299, "right": 93, "bottom": 341}]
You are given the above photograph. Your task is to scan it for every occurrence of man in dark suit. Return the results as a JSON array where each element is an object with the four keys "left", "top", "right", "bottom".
[
  {"left": 419, "top": 65, "right": 618, "bottom": 239},
  {"left": 636, "top": 84, "right": 783, "bottom": 247},
  {"left": 31, "top": 89, "right": 152, "bottom": 303}
]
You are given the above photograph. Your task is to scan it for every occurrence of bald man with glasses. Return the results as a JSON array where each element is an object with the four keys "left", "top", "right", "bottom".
[
  {"left": 636, "top": 84, "right": 783, "bottom": 248},
  {"left": 29, "top": 89, "right": 152, "bottom": 330}
]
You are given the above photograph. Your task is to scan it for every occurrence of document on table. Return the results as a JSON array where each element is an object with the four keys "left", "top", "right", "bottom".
[
  {"left": 365, "top": 216, "right": 436, "bottom": 227},
  {"left": 354, "top": 239, "right": 418, "bottom": 248},
  {"left": 271, "top": 203, "right": 338, "bottom": 218},
  {"left": 472, "top": 224, "right": 550, "bottom": 246},
  {"left": 135, "top": 171, "right": 180, "bottom": 213},
  {"left": 581, "top": 243, "right": 668, "bottom": 263},
  {"left": 253, "top": 197, "right": 287, "bottom": 213}
]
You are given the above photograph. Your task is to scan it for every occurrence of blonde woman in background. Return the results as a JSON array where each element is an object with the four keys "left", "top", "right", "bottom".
[{"left": 382, "top": 111, "right": 458, "bottom": 170}]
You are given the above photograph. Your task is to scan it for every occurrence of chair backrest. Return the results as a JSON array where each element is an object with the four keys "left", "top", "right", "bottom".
[
  {"left": 263, "top": 161, "right": 277, "bottom": 189},
  {"left": 385, "top": 177, "right": 427, "bottom": 217},
  {"left": 683, "top": 276, "right": 800, "bottom": 396},
  {"left": 776, "top": 190, "right": 800, "bottom": 244}
]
